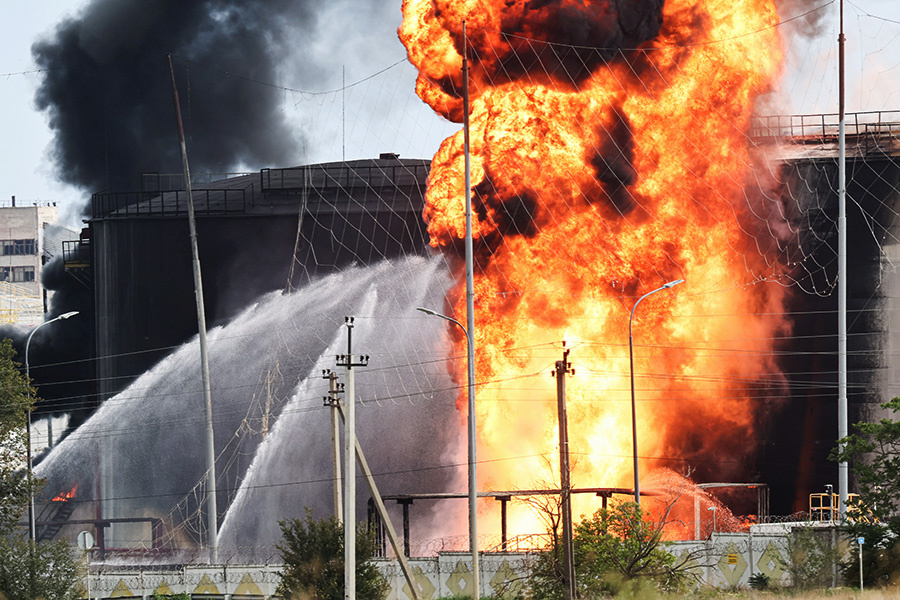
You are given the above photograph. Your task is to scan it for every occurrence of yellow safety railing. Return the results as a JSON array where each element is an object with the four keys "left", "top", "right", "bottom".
[
  {"left": 809, "top": 492, "right": 875, "bottom": 523},
  {"left": 0, "top": 281, "right": 42, "bottom": 325}
]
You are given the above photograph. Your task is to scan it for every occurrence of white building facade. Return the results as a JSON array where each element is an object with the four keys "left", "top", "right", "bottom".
[{"left": 0, "top": 200, "right": 78, "bottom": 325}]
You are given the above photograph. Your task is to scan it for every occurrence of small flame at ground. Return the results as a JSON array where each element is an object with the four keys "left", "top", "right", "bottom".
[{"left": 52, "top": 484, "right": 78, "bottom": 502}]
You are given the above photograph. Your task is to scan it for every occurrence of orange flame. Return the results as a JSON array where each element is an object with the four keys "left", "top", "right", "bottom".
[
  {"left": 402, "top": 0, "right": 787, "bottom": 537},
  {"left": 52, "top": 484, "right": 78, "bottom": 502}
]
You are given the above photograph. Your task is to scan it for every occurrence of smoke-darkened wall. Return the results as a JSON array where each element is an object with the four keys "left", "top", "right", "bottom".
[
  {"left": 759, "top": 154, "right": 900, "bottom": 514},
  {"left": 91, "top": 159, "right": 432, "bottom": 404}
]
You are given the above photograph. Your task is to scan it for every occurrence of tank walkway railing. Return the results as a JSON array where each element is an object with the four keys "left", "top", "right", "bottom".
[
  {"left": 91, "top": 188, "right": 248, "bottom": 219},
  {"left": 140, "top": 171, "right": 255, "bottom": 193},
  {"left": 62, "top": 239, "right": 90, "bottom": 268},
  {"left": 260, "top": 162, "right": 430, "bottom": 193},
  {"left": 750, "top": 110, "right": 900, "bottom": 146}
]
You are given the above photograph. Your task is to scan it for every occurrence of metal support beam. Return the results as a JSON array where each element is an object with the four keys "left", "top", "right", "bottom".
[
  {"left": 497, "top": 496, "right": 510, "bottom": 552},
  {"left": 397, "top": 499, "right": 413, "bottom": 558},
  {"left": 334, "top": 395, "right": 419, "bottom": 600}
]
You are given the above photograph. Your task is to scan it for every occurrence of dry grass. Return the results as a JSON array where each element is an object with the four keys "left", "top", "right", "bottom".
[
  {"left": 525, "top": 588, "right": 900, "bottom": 600},
  {"left": 672, "top": 589, "right": 899, "bottom": 600}
]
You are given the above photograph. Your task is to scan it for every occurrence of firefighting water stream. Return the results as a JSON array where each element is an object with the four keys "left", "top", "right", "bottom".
[{"left": 36, "top": 256, "right": 472, "bottom": 553}]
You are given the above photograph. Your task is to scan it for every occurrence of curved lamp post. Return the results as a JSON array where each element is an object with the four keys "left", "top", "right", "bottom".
[
  {"left": 416, "top": 307, "right": 479, "bottom": 598},
  {"left": 629, "top": 280, "right": 683, "bottom": 506},
  {"left": 25, "top": 310, "right": 79, "bottom": 542}
]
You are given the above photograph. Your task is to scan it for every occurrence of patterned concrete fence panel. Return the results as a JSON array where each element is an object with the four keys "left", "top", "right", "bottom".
[
  {"left": 91, "top": 565, "right": 281, "bottom": 598},
  {"left": 379, "top": 553, "right": 532, "bottom": 600},
  {"left": 667, "top": 533, "right": 791, "bottom": 588}
]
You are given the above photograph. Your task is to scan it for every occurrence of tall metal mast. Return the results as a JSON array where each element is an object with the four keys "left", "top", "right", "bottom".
[
  {"left": 168, "top": 55, "right": 218, "bottom": 563},
  {"left": 837, "top": 0, "right": 849, "bottom": 516},
  {"left": 462, "top": 21, "right": 480, "bottom": 599}
]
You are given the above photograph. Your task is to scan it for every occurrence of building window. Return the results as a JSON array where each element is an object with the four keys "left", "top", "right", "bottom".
[
  {"left": 10, "top": 267, "right": 34, "bottom": 282},
  {"left": 0, "top": 239, "right": 36, "bottom": 255}
]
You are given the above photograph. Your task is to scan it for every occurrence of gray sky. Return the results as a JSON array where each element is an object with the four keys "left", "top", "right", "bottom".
[
  {"left": 1, "top": 1, "right": 898, "bottom": 227},
  {"left": 1, "top": 1, "right": 91, "bottom": 224},
  {"left": 775, "top": 0, "right": 900, "bottom": 113}
]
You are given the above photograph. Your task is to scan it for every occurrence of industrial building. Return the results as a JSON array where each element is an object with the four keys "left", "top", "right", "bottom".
[
  {"left": 25, "top": 113, "right": 900, "bottom": 562},
  {"left": 749, "top": 113, "right": 900, "bottom": 512},
  {"left": 0, "top": 199, "right": 77, "bottom": 325}
]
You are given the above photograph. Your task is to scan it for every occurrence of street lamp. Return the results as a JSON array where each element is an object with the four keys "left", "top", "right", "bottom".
[
  {"left": 416, "top": 306, "right": 479, "bottom": 598},
  {"left": 708, "top": 505, "right": 717, "bottom": 535},
  {"left": 25, "top": 310, "right": 79, "bottom": 542},
  {"left": 628, "top": 279, "right": 683, "bottom": 506}
]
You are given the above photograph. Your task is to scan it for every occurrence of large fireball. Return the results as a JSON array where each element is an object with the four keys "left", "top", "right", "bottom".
[{"left": 401, "top": 0, "right": 788, "bottom": 536}]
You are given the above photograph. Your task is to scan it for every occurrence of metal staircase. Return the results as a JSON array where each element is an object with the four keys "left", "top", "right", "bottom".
[{"left": 36, "top": 488, "right": 78, "bottom": 542}]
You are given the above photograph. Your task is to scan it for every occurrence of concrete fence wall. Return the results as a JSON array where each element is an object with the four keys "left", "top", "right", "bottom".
[
  {"left": 85, "top": 529, "right": 821, "bottom": 598},
  {"left": 85, "top": 554, "right": 533, "bottom": 599}
]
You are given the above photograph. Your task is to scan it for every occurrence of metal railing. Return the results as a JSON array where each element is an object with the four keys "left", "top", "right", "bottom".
[
  {"left": 260, "top": 162, "right": 429, "bottom": 193},
  {"left": 92, "top": 189, "right": 248, "bottom": 219},
  {"left": 62, "top": 239, "right": 90, "bottom": 268},
  {"left": 750, "top": 110, "right": 900, "bottom": 143},
  {"left": 140, "top": 172, "right": 255, "bottom": 192},
  {"left": 0, "top": 199, "right": 58, "bottom": 208},
  {"left": 0, "top": 281, "right": 43, "bottom": 325}
]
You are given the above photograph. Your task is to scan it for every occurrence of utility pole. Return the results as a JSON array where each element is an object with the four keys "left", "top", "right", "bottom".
[
  {"left": 332, "top": 401, "right": 420, "bottom": 600},
  {"left": 323, "top": 366, "right": 419, "bottom": 599},
  {"left": 337, "top": 317, "right": 368, "bottom": 600},
  {"left": 552, "top": 345, "right": 576, "bottom": 600},
  {"left": 323, "top": 370, "right": 344, "bottom": 521}
]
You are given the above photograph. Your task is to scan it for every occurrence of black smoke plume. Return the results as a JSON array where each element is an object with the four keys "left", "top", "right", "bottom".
[
  {"left": 0, "top": 255, "right": 94, "bottom": 428},
  {"left": 23, "top": 0, "right": 402, "bottom": 420},
  {"left": 410, "top": 0, "right": 665, "bottom": 122},
  {"left": 32, "top": 0, "right": 323, "bottom": 199},
  {"left": 494, "top": 0, "right": 665, "bottom": 84}
]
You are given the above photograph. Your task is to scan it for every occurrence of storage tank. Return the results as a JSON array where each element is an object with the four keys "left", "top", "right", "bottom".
[{"left": 88, "top": 156, "right": 431, "bottom": 402}]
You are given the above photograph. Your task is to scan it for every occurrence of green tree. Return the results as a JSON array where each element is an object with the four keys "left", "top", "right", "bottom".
[
  {"left": 530, "top": 502, "right": 688, "bottom": 599},
  {"left": 276, "top": 508, "right": 388, "bottom": 600},
  {"left": 0, "top": 338, "right": 37, "bottom": 534},
  {"left": 832, "top": 396, "right": 900, "bottom": 587},
  {"left": 777, "top": 526, "right": 841, "bottom": 589},
  {"left": 0, "top": 337, "right": 80, "bottom": 600},
  {"left": 0, "top": 535, "right": 81, "bottom": 600}
]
